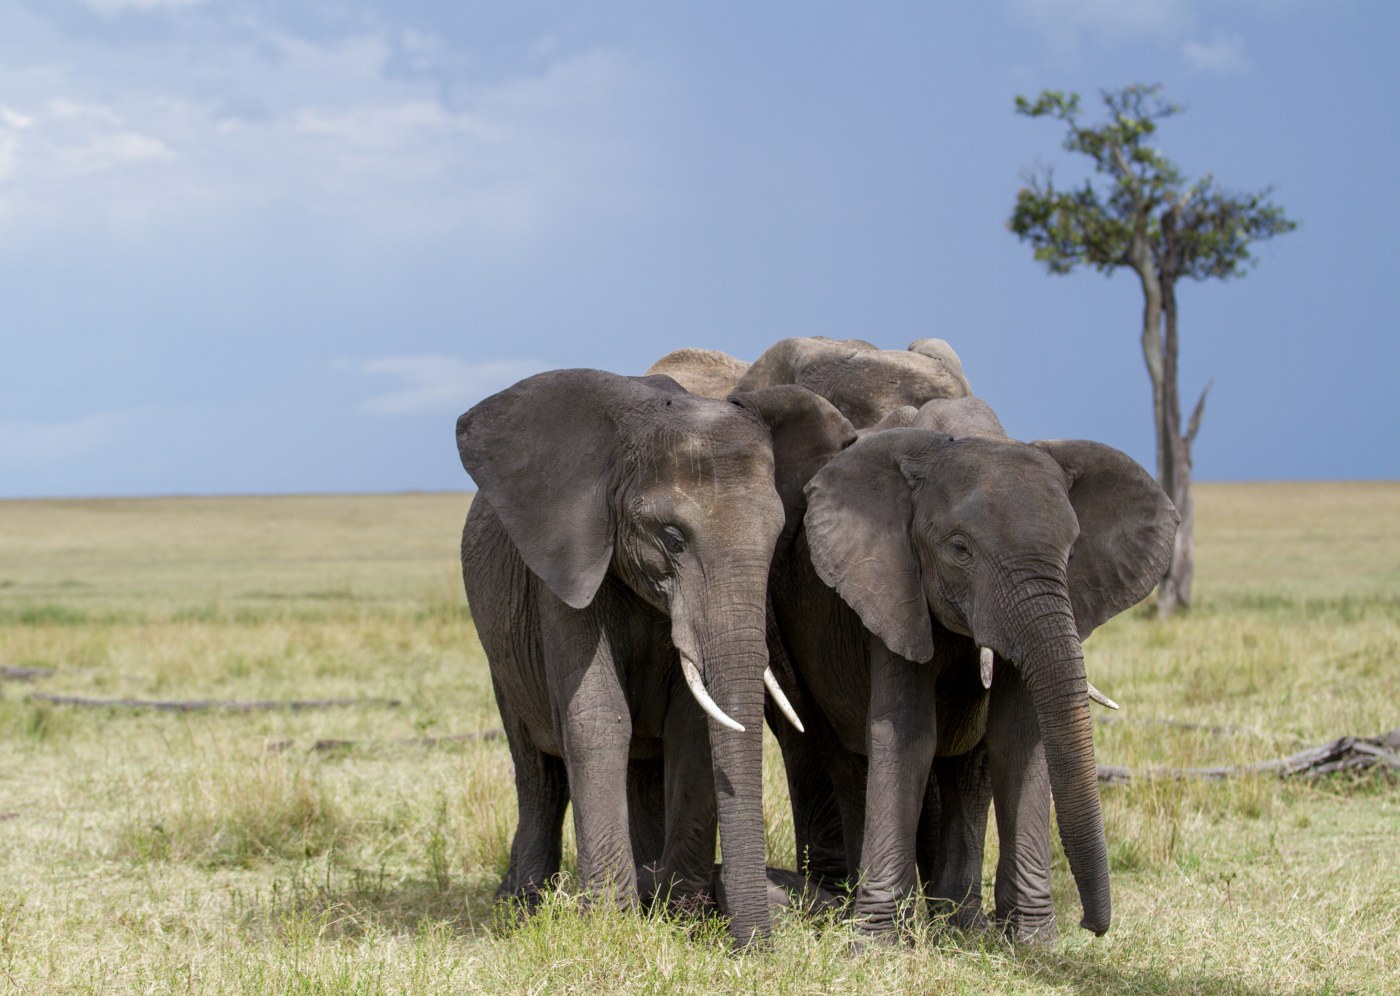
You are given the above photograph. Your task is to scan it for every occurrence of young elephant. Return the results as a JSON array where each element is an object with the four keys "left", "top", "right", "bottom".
[
  {"left": 763, "top": 399, "right": 1178, "bottom": 940},
  {"left": 457, "top": 369, "right": 822, "bottom": 948}
]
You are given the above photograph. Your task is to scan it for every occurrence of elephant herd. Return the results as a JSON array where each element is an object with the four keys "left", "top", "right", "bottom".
[{"left": 455, "top": 336, "right": 1179, "bottom": 949}]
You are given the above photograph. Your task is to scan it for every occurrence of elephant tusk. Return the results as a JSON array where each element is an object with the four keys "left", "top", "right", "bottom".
[
  {"left": 680, "top": 657, "right": 746, "bottom": 732},
  {"left": 764, "top": 667, "right": 805, "bottom": 733},
  {"left": 979, "top": 646, "right": 994, "bottom": 690},
  {"left": 1086, "top": 680, "right": 1120, "bottom": 710}
]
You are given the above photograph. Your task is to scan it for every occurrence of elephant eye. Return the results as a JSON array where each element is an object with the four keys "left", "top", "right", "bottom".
[
  {"left": 946, "top": 535, "right": 973, "bottom": 564},
  {"left": 661, "top": 525, "right": 688, "bottom": 555}
]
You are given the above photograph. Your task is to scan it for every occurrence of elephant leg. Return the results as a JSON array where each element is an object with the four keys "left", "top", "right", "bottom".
[
  {"left": 922, "top": 743, "right": 991, "bottom": 930},
  {"left": 853, "top": 645, "right": 939, "bottom": 937},
  {"left": 543, "top": 609, "right": 637, "bottom": 906},
  {"left": 628, "top": 757, "right": 667, "bottom": 904},
  {"left": 771, "top": 701, "right": 850, "bottom": 891},
  {"left": 656, "top": 699, "right": 719, "bottom": 913},
  {"left": 828, "top": 749, "right": 868, "bottom": 893},
  {"left": 987, "top": 664, "right": 1056, "bottom": 942},
  {"left": 497, "top": 728, "right": 569, "bottom": 907}
]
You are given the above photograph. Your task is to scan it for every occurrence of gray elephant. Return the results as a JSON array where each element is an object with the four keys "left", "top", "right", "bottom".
[
  {"left": 456, "top": 369, "right": 823, "bottom": 948},
  {"left": 645, "top": 337, "right": 972, "bottom": 419},
  {"left": 761, "top": 394, "right": 1178, "bottom": 940}
]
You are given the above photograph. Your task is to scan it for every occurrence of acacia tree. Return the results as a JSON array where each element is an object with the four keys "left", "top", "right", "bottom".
[{"left": 1009, "top": 84, "right": 1295, "bottom": 615}]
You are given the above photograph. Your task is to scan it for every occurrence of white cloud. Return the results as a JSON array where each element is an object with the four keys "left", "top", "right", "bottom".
[
  {"left": 0, "top": 98, "right": 172, "bottom": 189},
  {"left": 0, "top": 23, "right": 647, "bottom": 247},
  {"left": 0, "top": 411, "right": 132, "bottom": 464},
  {"left": 81, "top": 0, "right": 207, "bottom": 13},
  {"left": 354, "top": 356, "right": 547, "bottom": 416},
  {"left": 1183, "top": 35, "right": 1250, "bottom": 74},
  {"left": 1009, "top": 0, "right": 1192, "bottom": 52}
]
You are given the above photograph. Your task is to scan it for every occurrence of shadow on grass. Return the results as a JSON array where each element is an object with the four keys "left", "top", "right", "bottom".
[
  {"left": 914, "top": 920, "right": 1283, "bottom": 996},
  {"left": 1016, "top": 947, "right": 1281, "bottom": 996},
  {"left": 232, "top": 862, "right": 505, "bottom": 942}
]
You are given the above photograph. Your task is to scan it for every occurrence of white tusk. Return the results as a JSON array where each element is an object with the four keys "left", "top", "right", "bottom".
[
  {"left": 764, "top": 667, "right": 805, "bottom": 733},
  {"left": 681, "top": 657, "right": 745, "bottom": 732},
  {"left": 1086, "top": 680, "right": 1120, "bottom": 710},
  {"left": 979, "top": 646, "right": 994, "bottom": 690}
]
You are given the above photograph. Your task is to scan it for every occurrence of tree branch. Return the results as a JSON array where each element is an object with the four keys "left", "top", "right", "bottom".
[{"left": 1185, "top": 378, "right": 1213, "bottom": 445}]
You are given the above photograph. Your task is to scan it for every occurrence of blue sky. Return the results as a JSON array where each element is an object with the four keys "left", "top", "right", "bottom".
[{"left": 2, "top": 0, "right": 1396, "bottom": 498}]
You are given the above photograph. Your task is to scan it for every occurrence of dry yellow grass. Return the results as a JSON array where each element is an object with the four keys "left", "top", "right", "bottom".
[{"left": 0, "top": 483, "right": 1396, "bottom": 992}]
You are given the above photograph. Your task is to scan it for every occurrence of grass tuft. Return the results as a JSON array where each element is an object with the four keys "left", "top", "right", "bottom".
[{"left": 117, "top": 753, "right": 349, "bottom": 869}]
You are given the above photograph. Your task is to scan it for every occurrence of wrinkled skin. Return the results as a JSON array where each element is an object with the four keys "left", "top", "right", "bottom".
[
  {"left": 458, "top": 369, "right": 838, "bottom": 948},
  {"left": 761, "top": 395, "right": 1178, "bottom": 940},
  {"left": 646, "top": 337, "right": 972, "bottom": 418}
]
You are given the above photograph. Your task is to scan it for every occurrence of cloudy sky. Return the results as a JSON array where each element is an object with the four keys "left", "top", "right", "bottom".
[{"left": 2, "top": 0, "right": 1396, "bottom": 497}]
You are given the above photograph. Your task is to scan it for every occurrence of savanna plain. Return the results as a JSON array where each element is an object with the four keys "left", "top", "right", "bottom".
[{"left": 1, "top": 483, "right": 1396, "bottom": 994}]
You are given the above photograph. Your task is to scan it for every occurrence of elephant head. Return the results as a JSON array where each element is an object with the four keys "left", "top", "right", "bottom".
[
  {"left": 802, "top": 428, "right": 1178, "bottom": 934},
  {"left": 645, "top": 347, "right": 751, "bottom": 400},
  {"left": 457, "top": 368, "right": 831, "bottom": 945},
  {"left": 736, "top": 336, "right": 972, "bottom": 428}
]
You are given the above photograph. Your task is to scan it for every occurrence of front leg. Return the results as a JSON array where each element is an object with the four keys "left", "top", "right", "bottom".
[
  {"left": 650, "top": 693, "right": 719, "bottom": 913},
  {"left": 987, "top": 663, "right": 1056, "bottom": 942},
  {"left": 541, "top": 597, "right": 637, "bottom": 905},
  {"left": 922, "top": 741, "right": 991, "bottom": 930},
  {"left": 854, "top": 640, "right": 939, "bottom": 937}
]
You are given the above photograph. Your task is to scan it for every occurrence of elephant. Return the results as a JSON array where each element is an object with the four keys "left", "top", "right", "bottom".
[
  {"left": 759, "top": 393, "right": 1178, "bottom": 940},
  {"left": 456, "top": 368, "right": 829, "bottom": 947},
  {"left": 645, "top": 337, "right": 973, "bottom": 420},
  {"left": 644, "top": 347, "right": 751, "bottom": 400}
]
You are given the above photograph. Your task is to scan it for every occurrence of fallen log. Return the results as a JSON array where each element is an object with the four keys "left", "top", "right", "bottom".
[
  {"left": 28, "top": 693, "right": 401, "bottom": 712},
  {"left": 265, "top": 728, "right": 506, "bottom": 753},
  {"left": 1094, "top": 714, "right": 1273, "bottom": 739},
  {"left": 2, "top": 665, "right": 56, "bottom": 681},
  {"left": 1098, "top": 729, "right": 1400, "bottom": 785}
]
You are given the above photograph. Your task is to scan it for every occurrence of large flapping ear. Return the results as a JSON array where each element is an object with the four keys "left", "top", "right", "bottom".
[
  {"left": 729, "top": 385, "right": 857, "bottom": 540},
  {"left": 457, "top": 368, "right": 642, "bottom": 609},
  {"left": 803, "top": 429, "right": 935, "bottom": 663},
  {"left": 1033, "top": 439, "right": 1180, "bottom": 637}
]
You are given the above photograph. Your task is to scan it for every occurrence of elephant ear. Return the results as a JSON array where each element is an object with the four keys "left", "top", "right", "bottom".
[
  {"left": 803, "top": 430, "right": 935, "bottom": 663},
  {"left": 457, "top": 369, "right": 642, "bottom": 609},
  {"left": 1034, "top": 439, "right": 1180, "bottom": 638},
  {"left": 729, "top": 385, "right": 857, "bottom": 543}
]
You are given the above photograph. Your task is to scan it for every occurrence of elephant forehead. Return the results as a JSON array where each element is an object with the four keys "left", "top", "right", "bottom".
[
  {"left": 918, "top": 442, "right": 1078, "bottom": 537},
  {"left": 618, "top": 415, "right": 772, "bottom": 496}
]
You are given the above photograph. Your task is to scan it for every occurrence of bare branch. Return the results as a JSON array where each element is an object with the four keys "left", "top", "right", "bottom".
[{"left": 1185, "top": 377, "right": 1214, "bottom": 445}]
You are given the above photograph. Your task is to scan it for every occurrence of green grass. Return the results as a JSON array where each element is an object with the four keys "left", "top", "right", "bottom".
[{"left": 1, "top": 484, "right": 1396, "bottom": 993}]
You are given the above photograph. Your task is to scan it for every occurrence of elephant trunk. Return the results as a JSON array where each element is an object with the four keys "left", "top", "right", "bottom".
[
  {"left": 996, "top": 584, "right": 1112, "bottom": 935},
  {"left": 680, "top": 565, "right": 772, "bottom": 947}
]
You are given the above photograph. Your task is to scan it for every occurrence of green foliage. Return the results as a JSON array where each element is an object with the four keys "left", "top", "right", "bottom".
[{"left": 1009, "top": 83, "right": 1296, "bottom": 283}]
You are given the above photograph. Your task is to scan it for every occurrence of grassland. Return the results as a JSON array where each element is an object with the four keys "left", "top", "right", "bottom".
[{"left": 1, "top": 483, "right": 1396, "bottom": 993}]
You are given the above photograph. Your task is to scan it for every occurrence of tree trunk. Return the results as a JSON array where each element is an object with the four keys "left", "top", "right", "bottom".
[
  {"left": 1131, "top": 244, "right": 1170, "bottom": 490},
  {"left": 1154, "top": 208, "right": 1198, "bottom": 617}
]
